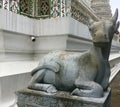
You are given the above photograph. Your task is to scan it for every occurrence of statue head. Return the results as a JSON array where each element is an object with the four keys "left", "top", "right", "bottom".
[{"left": 89, "top": 9, "right": 119, "bottom": 47}]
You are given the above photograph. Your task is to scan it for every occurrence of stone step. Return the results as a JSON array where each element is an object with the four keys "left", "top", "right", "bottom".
[
  {"left": 0, "top": 61, "right": 38, "bottom": 77},
  {"left": 109, "top": 63, "right": 120, "bottom": 82},
  {"left": 109, "top": 53, "right": 120, "bottom": 68}
]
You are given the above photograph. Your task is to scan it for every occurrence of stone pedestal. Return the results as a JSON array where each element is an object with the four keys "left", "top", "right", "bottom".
[{"left": 16, "top": 88, "right": 111, "bottom": 107}]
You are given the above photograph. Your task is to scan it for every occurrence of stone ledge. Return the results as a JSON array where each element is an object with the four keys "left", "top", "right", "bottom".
[{"left": 16, "top": 88, "right": 111, "bottom": 107}]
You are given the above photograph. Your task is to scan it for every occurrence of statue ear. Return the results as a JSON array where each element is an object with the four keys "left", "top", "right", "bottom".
[
  {"left": 111, "top": 8, "right": 118, "bottom": 23},
  {"left": 114, "top": 21, "right": 120, "bottom": 33},
  {"left": 88, "top": 18, "right": 94, "bottom": 31},
  {"left": 88, "top": 18, "right": 94, "bottom": 26}
]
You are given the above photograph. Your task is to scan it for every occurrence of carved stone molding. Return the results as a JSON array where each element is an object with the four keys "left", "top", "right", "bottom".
[{"left": 91, "top": 0, "right": 112, "bottom": 19}]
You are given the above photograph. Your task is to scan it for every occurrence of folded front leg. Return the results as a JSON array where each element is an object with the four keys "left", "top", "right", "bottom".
[
  {"left": 28, "top": 83, "right": 57, "bottom": 93},
  {"left": 72, "top": 79, "right": 103, "bottom": 98},
  {"left": 28, "top": 69, "right": 57, "bottom": 93}
]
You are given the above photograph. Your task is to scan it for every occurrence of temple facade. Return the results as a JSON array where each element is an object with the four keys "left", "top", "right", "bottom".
[
  {"left": 91, "top": 0, "right": 112, "bottom": 19},
  {"left": 0, "top": 0, "right": 120, "bottom": 107},
  {"left": 0, "top": 0, "right": 112, "bottom": 21}
]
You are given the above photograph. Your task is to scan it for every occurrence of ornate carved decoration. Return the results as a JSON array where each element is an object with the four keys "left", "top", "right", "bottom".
[
  {"left": 20, "top": 0, "right": 33, "bottom": 16},
  {"left": 39, "top": 0, "right": 50, "bottom": 16},
  {"left": 10, "top": 0, "right": 20, "bottom": 14},
  {"left": 1, "top": 0, "right": 100, "bottom": 23},
  {"left": 71, "top": 0, "right": 89, "bottom": 25},
  {"left": 0, "top": 0, "right": 3, "bottom": 8},
  {"left": 3, "top": 0, "right": 9, "bottom": 10},
  {"left": 51, "top": 0, "right": 60, "bottom": 18}
]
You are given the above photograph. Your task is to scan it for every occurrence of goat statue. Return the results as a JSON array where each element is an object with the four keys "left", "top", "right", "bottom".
[{"left": 28, "top": 9, "right": 119, "bottom": 98}]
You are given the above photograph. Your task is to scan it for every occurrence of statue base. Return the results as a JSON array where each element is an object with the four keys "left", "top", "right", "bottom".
[{"left": 16, "top": 88, "right": 111, "bottom": 107}]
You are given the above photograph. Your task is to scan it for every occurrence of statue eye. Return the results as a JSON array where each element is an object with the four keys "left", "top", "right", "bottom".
[
  {"left": 89, "top": 27, "right": 92, "bottom": 31},
  {"left": 94, "top": 34, "right": 96, "bottom": 37}
]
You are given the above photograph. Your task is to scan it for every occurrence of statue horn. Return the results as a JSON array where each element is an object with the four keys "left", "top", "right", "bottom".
[{"left": 112, "top": 8, "right": 118, "bottom": 23}]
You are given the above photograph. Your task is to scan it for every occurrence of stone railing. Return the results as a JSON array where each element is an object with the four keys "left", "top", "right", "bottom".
[{"left": 0, "top": 0, "right": 99, "bottom": 24}]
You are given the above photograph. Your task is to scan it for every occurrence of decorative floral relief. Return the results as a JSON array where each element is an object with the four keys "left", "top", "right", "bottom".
[
  {"left": 0, "top": 0, "right": 2, "bottom": 8},
  {"left": 35, "top": 0, "right": 39, "bottom": 16},
  {"left": 29, "top": 0, "right": 34, "bottom": 15},
  {"left": 3, "top": 0, "right": 9, "bottom": 10},
  {"left": 66, "top": 0, "right": 71, "bottom": 16},
  {"left": 51, "top": 0, "right": 60, "bottom": 18},
  {"left": 0, "top": 0, "right": 89, "bottom": 24},
  {"left": 60, "top": 0, "right": 66, "bottom": 17},
  {"left": 10, "top": 0, "right": 20, "bottom": 13},
  {"left": 71, "top": 6, "right": 88, "bottom": 24}
]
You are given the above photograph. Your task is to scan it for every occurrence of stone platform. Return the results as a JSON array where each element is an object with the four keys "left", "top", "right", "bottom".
[{"left": 16, "top": 88, "right": 111, "bottom": 107}]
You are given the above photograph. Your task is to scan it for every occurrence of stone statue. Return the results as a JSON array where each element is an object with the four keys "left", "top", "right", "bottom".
[{"left": 28, "top": 9, "right": 119, "bottom": 98}]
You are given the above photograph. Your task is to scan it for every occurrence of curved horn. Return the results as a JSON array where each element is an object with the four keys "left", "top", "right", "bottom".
[
  {"left": 114, "top": 21, "right": 120, "bottom": 32},
  {"left": 112, "top": 8, "right": 118, "bottom": 23}
]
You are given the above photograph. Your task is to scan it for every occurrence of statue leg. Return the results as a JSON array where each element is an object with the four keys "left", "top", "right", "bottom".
[
  {"left": 101, "top": 62, "right": 110, "bottom": 90},
  {"left": 28, "top": 69, "right": 57, "bottom": 93},
  {"left": 72, "top": 79, "right": 103, "bottom": 98}
]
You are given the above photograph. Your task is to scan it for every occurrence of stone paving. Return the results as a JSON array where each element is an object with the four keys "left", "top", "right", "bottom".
[{"left": 110, "top": 71, "right": 120, "bottom": 107}]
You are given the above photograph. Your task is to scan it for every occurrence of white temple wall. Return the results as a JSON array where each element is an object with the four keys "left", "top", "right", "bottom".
[
  {"left": 0, "top": 30, "right": 34, "bottom": 61},
  {"left": 0, "top": 73, "right": 31, "bottom": 106}
]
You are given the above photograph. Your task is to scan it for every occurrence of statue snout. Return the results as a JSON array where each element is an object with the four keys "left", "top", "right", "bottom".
[{"left": 93, "top": 31, "right": 109, "bottom": 43}]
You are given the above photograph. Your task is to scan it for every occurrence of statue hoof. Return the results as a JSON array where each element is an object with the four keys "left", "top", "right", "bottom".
[
  {"left": 47, "top": 85, "right": 57, "bottom": 93},
  {"left": 71, "top": 88, "right": 79, "bottom": 95}
]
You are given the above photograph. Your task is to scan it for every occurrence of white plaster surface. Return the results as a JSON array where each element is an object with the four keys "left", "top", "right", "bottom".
[
  {"left": 0, "top": 61, "right": 38, "bottom": 77},
  {"left": 36, "top": 17, "right": 91, "bottom": 39},
  {"left": 0, "top": 73, "right": 31, "bottom": 107},
  {"left": 34, "top": 35, "right": 68, "bottom": 51},
  {"left": 0, "top": 9, "right": 91, "bottom": 39},
  {"left": 0, "top": 9, "right": 34, "bottom": 36},
  {"left": 109, "top": 53, "right": 120, "bottom": 61},
  {"left": 0, "top": 30, "right": 34, "bottom": 61},
  {"left": 0, "top": 61, "right": 38, "bottom": 107}
]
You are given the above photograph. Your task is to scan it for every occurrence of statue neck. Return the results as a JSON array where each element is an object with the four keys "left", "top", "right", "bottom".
[
  {"left": 101, "top": 43, "right": 111, "bottom": 60},
  {"left": 92, "top": 42, "right": 111, "bottom": 61},
  {"left": 92, "top": 45, "right": 103, "bottom": 59}
]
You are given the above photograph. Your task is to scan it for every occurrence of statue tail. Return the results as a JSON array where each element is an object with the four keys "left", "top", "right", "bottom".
[{"left": 31, "top": 61, "right": 62, "bottom": 76}]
